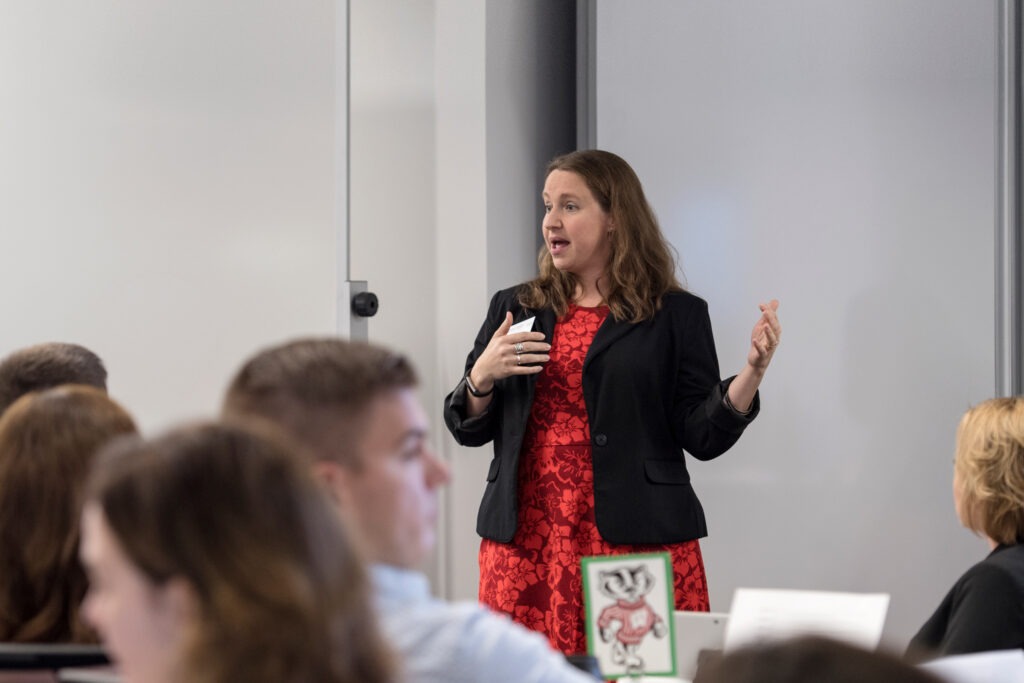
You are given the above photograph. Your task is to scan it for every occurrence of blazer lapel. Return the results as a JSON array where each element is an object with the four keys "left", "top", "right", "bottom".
[
  {"left": 535, "top": 308, "right": 557, "bottom": 343},
  {"left": 584, "top": 314, "right": 635, "bottom": 372}
]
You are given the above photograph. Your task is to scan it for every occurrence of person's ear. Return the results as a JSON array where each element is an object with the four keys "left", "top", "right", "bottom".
[{"left": 313, "top": 460, "right": 354, "bottom": 510}]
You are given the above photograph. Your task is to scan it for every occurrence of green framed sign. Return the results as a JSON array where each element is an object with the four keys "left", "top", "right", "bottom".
[{"left": 582, "top": 552, "right": 677, "bottom": 678}]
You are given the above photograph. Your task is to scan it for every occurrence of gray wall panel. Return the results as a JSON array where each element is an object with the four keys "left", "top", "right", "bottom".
[
  {"left": 0, "top": 2, "right": 341, "bottom": 431},
  {"left": 594, "top": 0, "right": 997, "bottom": 646}
]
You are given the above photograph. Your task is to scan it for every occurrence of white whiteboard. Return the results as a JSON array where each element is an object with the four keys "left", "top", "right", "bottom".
[
  {"left": 0, "top": 2, "right": 343, "bottom": 432},
  {"left": 593, "top": 0, "right": 997, "bottom": 646}
]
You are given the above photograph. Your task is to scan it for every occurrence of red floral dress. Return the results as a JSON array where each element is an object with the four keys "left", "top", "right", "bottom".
[{"left": 478, "top": 303, "right": 710, "bottom": 655}]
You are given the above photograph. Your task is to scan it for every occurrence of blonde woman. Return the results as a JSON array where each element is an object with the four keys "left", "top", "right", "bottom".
[{"left": 908, "top": 397, "right": 1024, "bottom": 658}]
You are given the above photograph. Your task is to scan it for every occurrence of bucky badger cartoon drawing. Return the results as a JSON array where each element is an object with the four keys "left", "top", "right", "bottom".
[{"left": 596, "top": 564, "right": 667, "bottom": 672}]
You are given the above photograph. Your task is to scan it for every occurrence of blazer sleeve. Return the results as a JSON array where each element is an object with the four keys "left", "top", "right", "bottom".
[
  {"left": 443, "top": 290, "right": 506, "bottom": 447},
  {"left": 672, "top": 297, "right": 759, "bottom": 460}
]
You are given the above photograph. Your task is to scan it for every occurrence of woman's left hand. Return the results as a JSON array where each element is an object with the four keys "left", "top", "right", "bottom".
[{"left": 747, "top": 299, "right": 781, "bottom": 371}]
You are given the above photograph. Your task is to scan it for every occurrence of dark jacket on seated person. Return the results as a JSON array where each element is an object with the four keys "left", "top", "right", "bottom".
[{"left": 908, "top": 543, "right": 1024, "bottom": 659}]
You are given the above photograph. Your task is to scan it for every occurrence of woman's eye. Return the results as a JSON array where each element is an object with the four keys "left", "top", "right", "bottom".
[{"left": 543, "top": 204, "right": 552, "bottom": 213}]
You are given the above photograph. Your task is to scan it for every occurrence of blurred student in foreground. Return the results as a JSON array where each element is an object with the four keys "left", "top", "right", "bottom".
[
  {"left": 0, "top": 342, "right": 107, "bottom": 416},
  {"left": 223, "top": 338, "right": 598, "bottom": 683},
  {"left": 907, "top": 397, "right": 1024, "bottom": 659},
  {"left": 79, "top": 421, "right": 395, "bottom": 683},
  {"left": 695, "top": 636, "right": 943, "bottom": 683},
  {"left": 0, "top": 385, "right": 137, "bottom": 642}
]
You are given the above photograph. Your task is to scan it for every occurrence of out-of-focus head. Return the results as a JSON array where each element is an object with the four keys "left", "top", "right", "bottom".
[
  {"left": 79, "top": 421, "right": 394, "bottom": 683},
  {"left": 693, "top": 636, "right": 944, "bottom": 683},
  {"left": 0, "top": 343, "right": 107, "bottom": 416},
  {"left": 953, "top": 396, "right": 1024, "bottom": 545},
  {"left": 527, "top": 149, "right": 681, "bottom": 322},
  {"left": 222, "top": 338, "right": 417, "bottom": 468},
  {"left": 222, "top": 338, "right": 449, "bottom": 569},
  {"left": 0, "top": 385, "right": 137, "bottom": 643}
]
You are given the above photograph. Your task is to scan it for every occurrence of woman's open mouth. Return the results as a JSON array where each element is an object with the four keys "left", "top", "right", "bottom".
[{"left": 549, "top": 239, "right": 569, "bottom": 255}]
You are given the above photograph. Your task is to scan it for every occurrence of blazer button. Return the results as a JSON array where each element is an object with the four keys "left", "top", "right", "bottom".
[{"left": 594, "top": 434, "right": 608, "bottom": 447}]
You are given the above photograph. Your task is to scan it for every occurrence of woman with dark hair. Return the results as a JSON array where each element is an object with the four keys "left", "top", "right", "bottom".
[
  {"left": 908, "top": 397, "right": 1024, "bottom": 659},
  {"left": 0, "top": 385, "right": 137, "bottom": 642},
  {"left": 444, "top": 149, "right": 781, "bottom": 653},
  {"left": 79, "top": 421, "right": 395, "bottom": 683}
]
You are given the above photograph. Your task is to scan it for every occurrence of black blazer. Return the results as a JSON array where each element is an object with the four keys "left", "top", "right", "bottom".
[
  {"left": 908, "top": 543, "right": 1024, "bottom": 659},
  {"left": 444, "top": 285, "right": 758, "bottom": 545}
]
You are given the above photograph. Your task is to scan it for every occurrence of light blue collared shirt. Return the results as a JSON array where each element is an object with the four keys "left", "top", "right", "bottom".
[{"left": 371, "top": 564, "right": 597, "bottom": 683}]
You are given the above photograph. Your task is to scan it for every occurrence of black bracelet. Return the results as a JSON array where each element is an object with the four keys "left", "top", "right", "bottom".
[{"left": 465, "top": 373, "right": 494, "bottom": 397}]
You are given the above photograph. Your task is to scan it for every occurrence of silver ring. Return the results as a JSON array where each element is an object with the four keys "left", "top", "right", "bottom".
[
  {"left": 516, "top": 356, "right": 522, "bottom": 366},
  {"left": 514, "top": 342, "right": 525, "bottom": 354}
]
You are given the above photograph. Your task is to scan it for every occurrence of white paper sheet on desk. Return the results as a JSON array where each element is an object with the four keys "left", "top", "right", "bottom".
[
  {"left": 723, "top": 588, "right": 889, "bottom": 652},
  {"left": 509, "top": 317, "right": 536, "bottom": 334},
  {"left": 920, "top": 649, "right": 1024, "bottom": 683}
]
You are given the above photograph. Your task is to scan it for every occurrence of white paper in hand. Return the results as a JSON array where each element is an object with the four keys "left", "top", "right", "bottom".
[{"left": 509, "top": 316, "right": 536, "bottom": 335}]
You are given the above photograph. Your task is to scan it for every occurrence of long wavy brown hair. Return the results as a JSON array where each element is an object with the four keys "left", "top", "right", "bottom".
[
  {"left": 519, "top": 149, "right": 683, "bottom": 322},
  {"left": 0, "top": 385, "right": 137, "bottom": 642}
]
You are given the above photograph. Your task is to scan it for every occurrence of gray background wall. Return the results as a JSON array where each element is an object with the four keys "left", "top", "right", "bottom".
[
  {"left": 350, "top": 0, "right": 579, "bottom": 592},
  {"left": 1, "top": 1, "right": 341, "bottom": 432},
  {"left": 1, "top": 0, "right": 576, "bottom": 595},
  {"left": 591, "top": 0, "right": 999, "bottom": 646}
]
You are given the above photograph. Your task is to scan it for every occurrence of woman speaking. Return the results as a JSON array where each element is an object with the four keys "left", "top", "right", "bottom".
[{"left": 444, "top": 149, "right": 781, "bottom": 654}]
